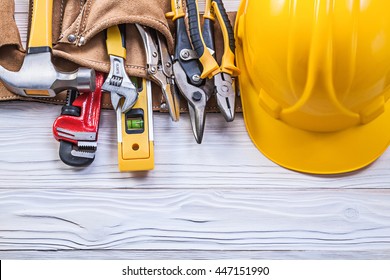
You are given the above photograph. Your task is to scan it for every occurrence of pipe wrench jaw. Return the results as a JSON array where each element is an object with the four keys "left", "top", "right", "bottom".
[
  {"left": 59, "top": 141, "right": 96, "bottom": 167},
  {"left": 55, "top": 111, "right": 98, "bottom": 167}
]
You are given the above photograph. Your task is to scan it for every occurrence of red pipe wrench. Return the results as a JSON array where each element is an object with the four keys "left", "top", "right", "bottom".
[{"left": 53, "top": 72, "right": 104, "bottom": 167}]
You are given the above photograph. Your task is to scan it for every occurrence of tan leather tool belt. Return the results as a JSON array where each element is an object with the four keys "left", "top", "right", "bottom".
[{"left": 0, "top": 0, "right": 241, "bottom": 112}]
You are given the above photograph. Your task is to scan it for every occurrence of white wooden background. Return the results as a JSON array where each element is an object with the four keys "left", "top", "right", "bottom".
[{"left": 1, "top": 0, "right": 390, "bottom": 260}]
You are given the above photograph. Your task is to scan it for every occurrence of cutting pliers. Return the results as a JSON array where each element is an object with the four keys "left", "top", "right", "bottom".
[
  {"left": 167, "top": 0, "right": 209, "bottom": 143},
  {"left": 167, "top": 0, "right": 240, "bottom": 143},
  {"left": 187, "top": 0, "right": 240, "bottom": 121}
]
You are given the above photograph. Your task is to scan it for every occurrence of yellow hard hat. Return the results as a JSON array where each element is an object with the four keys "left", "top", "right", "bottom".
[{"left": 235, "top": 0, "right": 390, "bottom": 174}]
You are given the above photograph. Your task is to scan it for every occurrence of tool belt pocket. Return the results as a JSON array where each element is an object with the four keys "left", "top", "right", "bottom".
[
  {"left": 53, "top": 0, "right": 174, "bottom": 78},
  {"left": 0, "top": 0, "right": 25, "bottom": 101},
  {"left": 0, "top": 0, "right": 23, "bottom": 51}
]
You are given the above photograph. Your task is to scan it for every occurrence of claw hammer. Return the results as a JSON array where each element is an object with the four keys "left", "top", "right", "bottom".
[{"left": 0, "top": 0, "right": 95, "bottom": 97}]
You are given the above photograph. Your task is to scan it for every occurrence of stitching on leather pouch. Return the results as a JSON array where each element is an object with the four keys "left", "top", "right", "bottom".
[
  {"left": 54, "top": 51, "right": 147, "bottom": 71},
  {"left": 75, "top": 58, "right": 146, "bottom": 71},
  {"left": 80, "top": 0, "right": 93, "bottom": 34},
  {"left": 80, "top": 15, "right": 170, "bottom": 39},
  {"left": 125, "top": 65, "right": 146, "bottom": 71},
  {"left": 74, "top": 10, "right": 83, "bottom": 37},
  {"left": 73, "top": 0, "right": 91, "bottom": 39},
  {"left": 59, "top": 1, "right": 83, "bottom": 38},
  {"left": 0, "top": 95, "right": 19, "bottom": 100},
  {"left": 75, "top": 57, "right": 146, "bottom": 71},
  {"left": 36, "top": 98, "right": 66, "bottom": 103},
  {"left": 58, "top": 0, "right": 65, "bottom": 37}
]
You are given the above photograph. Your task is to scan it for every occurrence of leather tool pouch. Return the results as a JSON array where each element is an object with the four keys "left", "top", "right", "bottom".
[
  {"left": 0, "top": 0, "right": 25, "bottom": 102},
  {"left": 0, "top": 0, "right": 241, "bottom": 112}
]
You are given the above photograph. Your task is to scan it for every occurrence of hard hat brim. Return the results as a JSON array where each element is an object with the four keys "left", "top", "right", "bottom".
[
  {"left": 238, "top": 66, "right": 390, "bottom": 175},
  {"left": 235, "top": 0, "right": 390, "bottom": 174}
]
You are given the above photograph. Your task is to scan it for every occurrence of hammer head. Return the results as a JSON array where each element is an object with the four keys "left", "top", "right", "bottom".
[{"left": 0, "top": 52, "right": 95, "bottom": 97}]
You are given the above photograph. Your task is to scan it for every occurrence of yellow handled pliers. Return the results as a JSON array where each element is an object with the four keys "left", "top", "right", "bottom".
[
  {"left": 167, "top": 0, "right": 240, "bottom": 143},
  {"left": 186, "top": 0, "right": 241, "bottom": 122}
]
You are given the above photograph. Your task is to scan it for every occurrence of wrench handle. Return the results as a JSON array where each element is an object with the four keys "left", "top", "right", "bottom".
[
  {"left": 28, "top": 0, "right": 53, "bottom": 53},
  {"left": 106, "top": 25, "right": 127, "bottom": 59}
]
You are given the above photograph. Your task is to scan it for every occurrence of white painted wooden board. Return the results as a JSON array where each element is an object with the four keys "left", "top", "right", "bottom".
[
  {"left": 1, "top": 103, "right": 390, "bottom": 190},
  {"left": 1, "top": 0, "right": 390, "bottom": 260},
  {"left": 2, "top": 188, "right": 390, "bottom": 251}
]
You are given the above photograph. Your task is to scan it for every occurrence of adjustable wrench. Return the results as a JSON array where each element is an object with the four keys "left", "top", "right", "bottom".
[{"left": 102, "top": 24, "right": 138, "bottom": 113}]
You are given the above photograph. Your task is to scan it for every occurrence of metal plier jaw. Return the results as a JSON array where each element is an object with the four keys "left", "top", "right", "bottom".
[
  {"left": 214, "top": 73, "right": 235, "bottom": 121},
  {"left": 135, "top": 24, "right": 180, "bottom": 122},
  {"left": 173, "top": 62, "right": 207, "bottom": 144},
  {"left": 102, "top": 25, "right": 139, "bottom": 114}
]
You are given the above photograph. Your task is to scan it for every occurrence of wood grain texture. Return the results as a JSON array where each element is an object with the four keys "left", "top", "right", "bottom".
[
  {"left": 2, "top": 250, "right": 390, "bottom": 260},
  {"left": 1, "top": 189, "right": 390, "bottom": 252},
  {"left": 1, "top": 0, "right": 390, "bottom": 260},
  {"left": 1, "top": 102, "right": 390, "bottom": 190}
]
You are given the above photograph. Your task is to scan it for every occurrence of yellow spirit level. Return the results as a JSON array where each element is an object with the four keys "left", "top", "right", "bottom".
[{"left": 117, "top": 78, "right": 154, "bottom": 171}]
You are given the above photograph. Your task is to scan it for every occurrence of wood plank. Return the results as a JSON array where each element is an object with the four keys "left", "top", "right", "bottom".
[
  {"left": 14, "top": 0, "right": 29, "bottom": 45},
  {"left": 1, "top": 189, "right": 390, "bottom": 251},
  {"left": 1, "top": 250, "right": 390, "bottom": 260},
  {"left": 1, "top": 102, "right": 390, "bottom": 190}
]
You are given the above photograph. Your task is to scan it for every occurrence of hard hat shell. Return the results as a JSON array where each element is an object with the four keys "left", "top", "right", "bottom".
[{"left": 235, "top": 0, "right": 390, "bottom": 174}]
